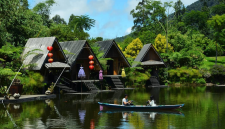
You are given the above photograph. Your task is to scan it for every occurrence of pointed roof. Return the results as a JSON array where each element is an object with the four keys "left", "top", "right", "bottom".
[
  {"left": 22, "top": 37, "right": 67, "bottom": 70},
  {"left": 132, "top": 44, "right": 166, "bottom": 67},
  {"left": 96, "top": 40, "right": 131, "bottom": 67},
  {"left": 59, "top": 40, "right": 103, "bottom": 70}
]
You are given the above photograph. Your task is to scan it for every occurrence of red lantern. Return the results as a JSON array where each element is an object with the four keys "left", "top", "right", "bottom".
[
  {"left": 89, "top": 55, "right": 94, "bottom": 60},
  {"left": 47, "top": 53, "right": 53, "bottom": 58},
  {"left": 89, "top": 60, "right": 94, "bottom": 65},
  {"left": 89, "top": 65, "right": 94, "bottom": 70},
  {"left": 48, "top": 58, "right": 53, "bottom": 63},
  {"left": 47, "top": 46, "right": 53, "bottom": 51}
]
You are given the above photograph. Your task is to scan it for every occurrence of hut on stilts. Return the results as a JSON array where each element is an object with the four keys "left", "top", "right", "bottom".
[
  {"left": 22, "top": 37, "right": 75, "bottom": 93},
  {"left": 59, "top": 40, "right": 103, "bottom": 92},
  {"left": 95, "top": 40, "right": 131, "bottom": 89},
  {"left": 132, "top": 44, "right": 166, "bottom": 87}
]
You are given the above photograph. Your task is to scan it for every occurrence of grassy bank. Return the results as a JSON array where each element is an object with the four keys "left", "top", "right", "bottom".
[{"left": 200, "top": 56, "right": 225, "bottom": 69}]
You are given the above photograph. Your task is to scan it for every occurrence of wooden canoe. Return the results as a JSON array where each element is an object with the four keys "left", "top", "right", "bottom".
[{"left": 98, "top": 102, "right": 184, "bottom": 110}]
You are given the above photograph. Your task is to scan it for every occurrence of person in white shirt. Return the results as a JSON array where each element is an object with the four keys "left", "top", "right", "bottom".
[
  {"left": 148, "top": 96, "right": 156, "bottom": 106},
  {"left": 122, "top": 94, "right": 133, "bottom": 106}
]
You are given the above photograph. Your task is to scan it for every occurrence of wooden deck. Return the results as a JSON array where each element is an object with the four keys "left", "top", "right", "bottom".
[
  {"left": 72, "top": 80, "right": 100, "bottom": 82},
  {"left": 103, "top": 75, "right": 122, "bottom": 77}
]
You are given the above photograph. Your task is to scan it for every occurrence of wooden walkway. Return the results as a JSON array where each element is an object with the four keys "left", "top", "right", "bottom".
[{"left": 0, "top": 94, "right": 56, "bottom": 103}]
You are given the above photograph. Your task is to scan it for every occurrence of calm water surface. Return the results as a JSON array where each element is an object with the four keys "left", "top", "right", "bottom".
[{"left": 1, "top": 86, "right": 225, "bottom": 129}]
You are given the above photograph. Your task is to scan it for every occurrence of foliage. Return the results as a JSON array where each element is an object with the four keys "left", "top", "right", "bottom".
[
  {"left": 0, "top": 86, "right": 7, "bottom": 95},
  {"left": 118, "top": 36, "right": 134, "bottom": 51},
  {"left": 207, "top": 14, "right": 225, "bottom": 49},
  {"left": 168, "top": 67, "right": 202, "bottom": 83},
  {"left": 174, "top": 0, "right": 186, "bottom": 22},
  {"left": 33, "top": 0, "right": 56, "bottom": 27},
  {"left": 125, "top": 67, "right": 151, "bottom": 87},
  {"left": 183, "top": 11, "right": 208, "bottom": 33},
  {"left": 124, "top": 38, "right": 143, "bottom": 58},
  {"left": 197, "top": 78, "right": 206, "bottom": 84},
  {"left": 0, "top": 0, "right": 50, "bottom": 46},
  {"left": 52, "top": 14, "right": 67, "bottom": 24},
  {"left": 209, "top": 64, "right": 225, "bottom": 84},
  {"left": 68, "top": 14, "right": 95, "bottom": 32},
  {"left": 130, "top": 0, "right": 166, "bottom": 33},
  {"left": 90, "top": 44, "right": 112, "bottom": 71},
  {"left": 154, "top": 34, "right": 173, "bottom": 53},
  {"left": 47, "top": 82, "right": 55, "bottom": 93},
  {"left": 50, "top": 23, "right": 77, "bottom": 42},
  {"left": 199, "top": 68, "right": 211, "bottom": 78},
  {"left": 211, "top": 4, "right": 225, "bottom": 16},
  {"left": 17, "top": 71, "right": 46, "bottom": 94}
]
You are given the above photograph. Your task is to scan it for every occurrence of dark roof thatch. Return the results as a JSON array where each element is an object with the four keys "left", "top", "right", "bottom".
[
  {"left": 60, "top": 40, "right": 86, "bottom": 65},
  {"left": 59, "top": 40, "right": 103, "bottom": 70},
  {"left": 96, "top": 40, "right": 131, "bottom": 67},
  {"left": 22, "top": 37, "right": 67, "bottom": 70},
  {"left": 132, "top": 44, "right": 166, "bottom": 67}
]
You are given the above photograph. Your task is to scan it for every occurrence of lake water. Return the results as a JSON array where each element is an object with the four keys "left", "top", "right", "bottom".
[{"left": 1, "top": 86, "right": 225, "bottom": 129}]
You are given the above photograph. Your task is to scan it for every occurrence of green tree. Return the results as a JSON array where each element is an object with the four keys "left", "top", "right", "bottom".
[
  {"left": 52, "top": 15, "right": 67, "bottom": 24},
  {"left": 154, "top": 34, "right": 173, "bottom": 53},
  {"left": 130, "top": 0, "right": 166, "bottom": 33},
  {"left": 33, "top": 0, "right": 56, "bottom": 27},
  {"left": 174, "top": 0, "right": 185, "bottom": 22},
  {"left": 68, "top": 15, "right": 95, "bottom": 32},
  {"left": 183, "top": 11, "right": 208, "bottom": 32},
  {"left": 207, "top": 14, "right": 225, "bottom": 64},
  {"left": 124, "top": 38, "right": 143, "bottom": 58},
  {"left": 211, "top": 4, "right": 225, "bottom": 16}
]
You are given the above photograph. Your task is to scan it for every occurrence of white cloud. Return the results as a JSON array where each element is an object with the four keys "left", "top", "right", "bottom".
[
  {"left": 102, "top": 20, "right": 120, "bottom": 29},
  {"left": 31, "top": 0, "right": 114, "bottom": 23},
  {"left": 125, "top": 27, "right": 132, "bottom": 35},
  {"left": 89, "top": 0, "right": 114, "bottom": 12}
]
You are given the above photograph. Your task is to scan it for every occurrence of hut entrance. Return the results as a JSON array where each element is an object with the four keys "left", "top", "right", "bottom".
[{"left": 107, "top": 60, "right": 114, "bottom": 75}]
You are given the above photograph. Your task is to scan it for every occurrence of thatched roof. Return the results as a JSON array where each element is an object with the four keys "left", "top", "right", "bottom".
[
  {"left": 132, "top": 44, "right": 166, "bottom": 67},
  {"left": 95, "top": 40, "right": 131, "bottom": 67},
  {"left": 22, "top": 37, "right": 67, "bottom": 70},
  {"left": 59, "top": 40, "right": 103, "bottom": 70}
]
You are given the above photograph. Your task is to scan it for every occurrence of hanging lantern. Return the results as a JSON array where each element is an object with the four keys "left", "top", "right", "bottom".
[
  {"left": 88, "top": 55, "right": 94, "bottom": 60},
  {"left": 89, "top": 60, "right": 94, "bottom": 65},
  {"left": 47, "top": 53, "right": 53, "bottom": 58},
  {"left": 48, "top": 58, "right": 53, "bottom": 63},
  {"left": 47, "top": 46, "right": 53, "bottom": 51},
  {"left": 89, "top": 65, "right": 94, "bottom": 70}
]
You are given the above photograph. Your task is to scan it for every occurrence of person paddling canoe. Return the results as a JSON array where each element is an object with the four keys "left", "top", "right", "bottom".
[
  {"left": 148, "top": 96, "right": 156, "bottom": 106},
  {"left": 122, "top": 94, "right": 133, "bottom": 106}
]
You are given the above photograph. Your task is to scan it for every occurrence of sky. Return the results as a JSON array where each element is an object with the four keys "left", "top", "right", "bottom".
[{"left": 28, "top": 0, "right": 198, "bottom": 39}]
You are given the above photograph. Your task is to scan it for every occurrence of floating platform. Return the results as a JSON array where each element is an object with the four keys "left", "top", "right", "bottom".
[
  {"left": 0, "top": 94, "right": 56, "bottom": 104},
  {"left": 72, "top": 80, "right": 100, "bottom": 82},
  {"left": 112, "top": 88, "right": 135, "bottom": 90}
]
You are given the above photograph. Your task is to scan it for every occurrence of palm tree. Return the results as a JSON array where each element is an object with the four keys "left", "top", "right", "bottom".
[{"left": 68, "top": 15, "right": 95, "bottom": 32}]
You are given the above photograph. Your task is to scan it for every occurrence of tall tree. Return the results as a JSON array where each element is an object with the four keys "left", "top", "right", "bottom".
[
  {"left": 207, "top": 14, "right": 225, "bottom": 64},
  {"left": 33, "top": 0, "right": 56, "bottom": 27},
  {"left": 174, "top": 0, "right": 185, "bottom": 22},
  {"left": 130, "top": 0, "right": 166, "bottom": 33},
  {"left": 52, "top": 15, "right": 67, "bottom": 24},
  {"left": 68, "top": 15, "right": 95, "bottom": 32}
]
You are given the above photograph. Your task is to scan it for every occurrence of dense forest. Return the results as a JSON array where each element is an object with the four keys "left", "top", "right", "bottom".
[{"left": 0, "top": 0, "right": 225, "bottom": 95}]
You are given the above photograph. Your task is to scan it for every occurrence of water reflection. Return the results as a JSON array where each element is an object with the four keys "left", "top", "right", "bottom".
[{"left": 1, "top": 86, "right": 225, "bottom": 129}]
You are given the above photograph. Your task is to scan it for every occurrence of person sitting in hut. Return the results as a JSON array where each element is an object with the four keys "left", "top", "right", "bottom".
[
  {"left": 122, "top": 94, "right": 133, "bottom": 106},
  {"left": 148, "top": 96, "right": 156, "bottom": 106}
]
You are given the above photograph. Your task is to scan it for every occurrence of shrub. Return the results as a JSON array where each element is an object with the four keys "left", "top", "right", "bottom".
[
  {"left": 197, "top": 78, "right": 206, "bottom": 84},
  {"left": 209, "top": 64, "right": 225, "bottom": 84},
  {"left": 168, "top": 67, "right": 202, "bottom": 83}
]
